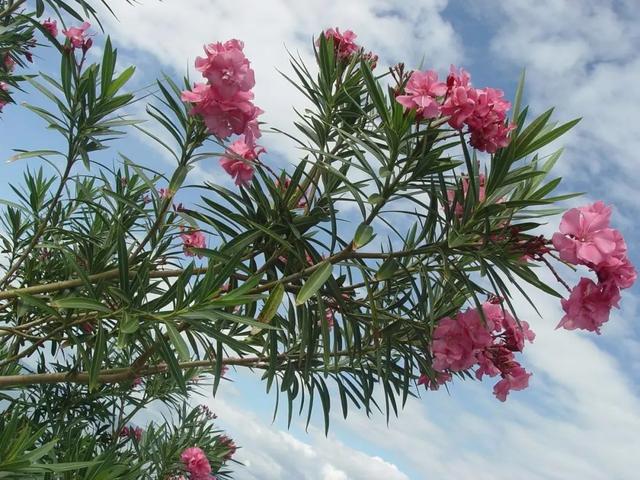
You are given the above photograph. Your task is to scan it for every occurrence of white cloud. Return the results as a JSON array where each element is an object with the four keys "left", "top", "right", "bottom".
[
  {"left": 485, "top": 0, "right": 640, "bottom": 214},
  {"left": 198, "top": 382, "right": 410, "bottom": 480},
  {"left": 102, "top": 0, "right": 462, "bottom": 165}
]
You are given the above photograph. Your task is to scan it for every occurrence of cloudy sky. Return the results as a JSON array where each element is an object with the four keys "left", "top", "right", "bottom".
[{"left": 2, "top": 0, "right": 640, "bottom": 478}]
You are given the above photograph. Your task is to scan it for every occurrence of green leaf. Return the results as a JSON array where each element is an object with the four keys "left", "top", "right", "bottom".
[
  {"left": 368, "top": 194, "right": 383, "bottom": 205},
  {"left": 88, "top": 321, "right": 105, "bottom": 392},
  {"left": 52, "top": 297, "right": 111, "bottom": 313},
  {"left": 296, "top": 262, "right": 333, "bottom": 305},
  {"left": 257, "top": 283, "right": 285, "bottom": 325},
  {"left": 119, "top": 312, "right": 139, "bottom": 334},
  {"left": 164, "top": 320, "right": 190, "bottom": 362},
  {"left": 353, "top": 223, "right": 374, "bottom": 248},
  {"left": 376, "top": 258, "right": 399, "bottom": 281}
]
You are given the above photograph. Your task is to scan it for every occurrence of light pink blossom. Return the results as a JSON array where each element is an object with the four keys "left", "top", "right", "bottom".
[
  {"left": 465, "top": 88, "right": 513, "bottom": 154},
  {"left": 559, "top": 277, "right": 619, "bottom": 334},
  {"left": 493, "top": 365, "right": 531, "bottom": 402},
  {"left": 552, "top": 201, "right": 621, "bottom": 267},
  {"left": 431, "top": 306, "right": 494, "bottom": 372},
  {"left": 320, "top": 28, "right": 360, "bottom": 59},
  {"left": 42, "top": 18, "right": 58, "bottom": 37},
  {"left": 181, "top": 83, "right": 262, "bottom": 140},
  {"left": 62, "top": 21, "right": 91, "bottom": 50},
  {"left": 396, "top": 70, "right": 447, "bottom": 120},
  {"left": 180, "top": 447, "right": 212, "bottom": 478},
  {"left": 219, "top": 136, "right": 264, "bottom": 186},
  {"left": 441, "top": 84, "right": 476, "bottom": 129},
  {"left": 469, "top": 120, "right": 514, "bottom": 153},
  {"left": 446, "top": 65, "right": 472, "bottom": 89},
  {"left": 180, "top": 230, "right": 206, "bottom": 257},
  {"left": 441, "top": 68, "right": 514, "bottom": 153},
  {"left": 195, "top": 39, "right": 255, "bottom": 99},
  {"left": 430, "top": 301, "right": 534, "bottom": 401}
]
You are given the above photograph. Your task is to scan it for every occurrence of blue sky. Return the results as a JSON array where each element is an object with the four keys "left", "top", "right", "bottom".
[{"left": 2, "top": 1, "right": 640, "bottom": 478}]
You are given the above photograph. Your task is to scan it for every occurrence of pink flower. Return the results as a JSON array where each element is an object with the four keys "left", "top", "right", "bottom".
[
  {"left": 0, "top": 82, "right": 8, "bottom": 112},
  {"left": 219, "top": 136, "right": 264, "bottom": 186},
  {"left": 430, "top": 301, "right": 534, "bottom": 401},
  {"left": 598, "top": 256, "right": 637, "bottom": 290},
  {"left": 132, "top": 377, "right": 142, "bottom": 388},
  {"left": 493, "top": 365, "right": 531, "bottom": 402},
  {"left": 320, "top": 28, "right": 360, "bottom": 59},
  {"left": 158, "top": 187, "right": 174, "bottom": 199},
  {"left": 62, "top": 21, "right": 91, "bottom": 50},
  {"left": 181, "top": 83, "right": 262, "bottom": 140},
  {"left": 552, "top": 201, "right": 622, "bottom": 267},
  {"left": 363, "top": 51, "right": 379, "bottom": 69},
  {"left": 219, "top": 435, "right": 237, "bottom": 461},
  {"left": 465, "top": 88, "right": 513, "bottom": 154},
  {"left": 446, "top": 65, "right": 472, "bottom": 90},
  {"left": 559, "top": 277, "right": 619, "bottom": 334},
  {"left": 441, "top": 84, "right": 476, "bottom": 129},
  {"left": 180, "top": 447, "right": 212, "bottom": 478},
  {"left": 396, "top": 70, "right": 447, "bottom": 120},
  {"left": 180, "top": 230, "right": 206, "bottom": 257},
  {"left": 4, "top": 54, "right": 15, "bottom": 72},
  {"left": 502, "top": 317, "right": 535, "bottom": 352},
  {"left": 182, "top": 38, "right": 262, "bottom": 141},
  {"left": 441, "top": 66, "right": 475, "bottom": 129},
  {"left": 441, "top": 68, "right": 514, "bottom": 153},
  {"left": 431, "top": 306, "right": 493, "bottom": 372},
  {"left": 119, "top": 425, "right": 142, "bottom": 441},
  {"left": 195, "top": 39, "right": 255, "bottom": 99},
  {"left": 417, "top": 371, "right": 451, "bottom": 390},
  {"left": 42, "top": 18, "right": 58, "bottom": 37},
  {"left": 469, "top": 120, "right": 514, "bottom": 154}
]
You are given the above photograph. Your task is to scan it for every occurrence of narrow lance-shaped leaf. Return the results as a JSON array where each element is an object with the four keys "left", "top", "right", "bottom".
[{"left": 296, "top": 262, "right": 333, "bottom": 305}]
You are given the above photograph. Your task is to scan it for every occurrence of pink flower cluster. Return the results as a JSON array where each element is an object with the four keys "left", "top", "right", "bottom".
[
  {"left": 218, "top": 435, "right": 237, "bottom": 461},
  {"left": 180, "top": 230, "right": 206, "bottom": 257},
  {"left": 42, "top": 18, "right": 58, "bottom": 37},
  {"left": 182, "top": 39, "right": 262, "bottom": 143},
  {"left": 319, "top": 28, "right": 378, "bottom": 67},
  {"left": 427, "top": 301, "right": 535, "bottom": 401},
  {"left": 62, "top": 21, "right": 92, "bottom": 52},
  {"left": 180, "top": 447, "right": 215, "bottom": 480},
  {"left": 321, "top": 28, "right": 359, "bottom": 59},
  {"left": 119, "top": 425, "right": 143, "bottom": 441},
  {"left": 219, "top": 137, "right": 264, "bottom": 186},
  {"left": 552, "top": 201, "right": 636, "bottom": 333},
  {"left": 396, "top": 66, "right": 514, "bottom": 153}
]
